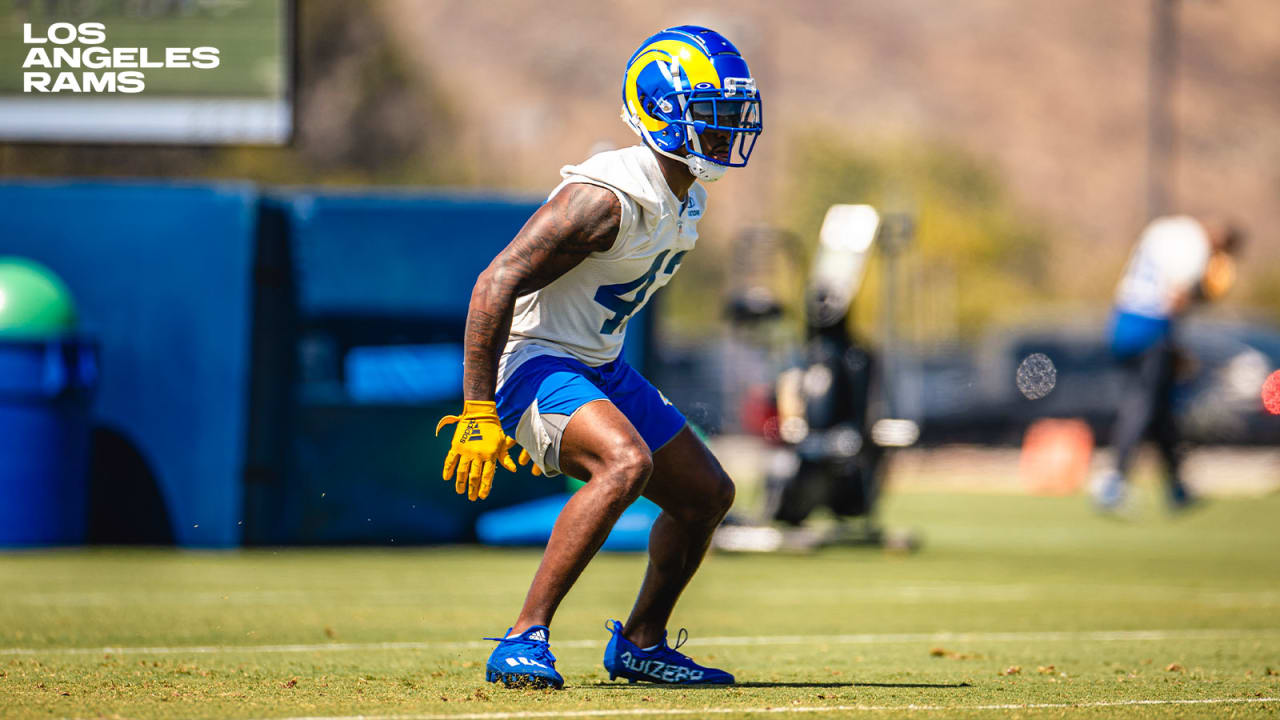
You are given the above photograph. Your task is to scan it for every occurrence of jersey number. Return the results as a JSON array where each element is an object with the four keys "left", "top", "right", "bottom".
[{"left": 594, "top": 250, "right": 687, "bottom": 334}]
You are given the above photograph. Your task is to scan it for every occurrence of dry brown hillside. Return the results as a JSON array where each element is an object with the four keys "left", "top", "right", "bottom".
[{"left": 379, "top": 0, "right": 1279, "bottom": 312}]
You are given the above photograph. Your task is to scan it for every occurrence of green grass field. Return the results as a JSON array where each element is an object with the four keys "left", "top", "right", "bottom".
[{"left": 2, "top": 488, "right": 1279, "bottom": 719}]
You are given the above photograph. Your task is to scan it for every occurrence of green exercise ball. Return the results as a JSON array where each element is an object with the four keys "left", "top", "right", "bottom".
[{"left": 0, "top": 257, "right": 78, "bottom": 338}]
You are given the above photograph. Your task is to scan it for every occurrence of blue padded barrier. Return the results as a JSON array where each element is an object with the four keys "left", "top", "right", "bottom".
[{"left": 0, "top": 180, "right": 258, "bottom": 548}]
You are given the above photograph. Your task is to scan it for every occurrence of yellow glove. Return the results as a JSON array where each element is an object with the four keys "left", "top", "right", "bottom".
[
  {"left": 435, "top": 401, "right": 517, "bottom": 501},
  {"left": 518, "top": 447, "right": 543, "bottom": 476},
  {"left": 1202, "top": 251, "right": 1236, "bottom": 300}
]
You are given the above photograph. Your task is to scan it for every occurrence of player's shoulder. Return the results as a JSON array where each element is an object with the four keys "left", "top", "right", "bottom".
[
  {"left": 1142, "top": 215, "right": 1205, "bottom": 243},
  {"left": 535, "top": 179, "right": 623, "bottom": 257},
  {"left": 1140, "top": 215, "right": 1210, "bottom": 256},
  {"left": 555, "top": 146, "right": 653, "bottom": 238},
  {"left": 550, "top": 182, "right": 621, "bottom": 223}
]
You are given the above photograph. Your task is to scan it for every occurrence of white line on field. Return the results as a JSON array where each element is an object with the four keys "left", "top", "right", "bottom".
[
  {"left": 240, "top": 697, "right": 1280, "bottom": 720},
  {"left": 10, "top": 585, "right": 1280, "bottom": 607},
  {"left": 4, "top": 628, "right": 1278, "bottom": 657},
  {"left": 1, "top": 585, "right": 1035, "bottom": 605}
]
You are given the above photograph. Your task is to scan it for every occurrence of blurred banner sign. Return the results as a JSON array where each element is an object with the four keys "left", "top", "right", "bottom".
[{"left": 0, "top": 1, "right": 292, "bottom": 144}]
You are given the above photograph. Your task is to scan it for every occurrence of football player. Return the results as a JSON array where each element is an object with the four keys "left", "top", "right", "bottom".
[
  {"left": 434, "top": 25, "right": 762, "bottom": 688},
  {"left": 1093, "top": 215, "right": 1242, "bottom": 513}
]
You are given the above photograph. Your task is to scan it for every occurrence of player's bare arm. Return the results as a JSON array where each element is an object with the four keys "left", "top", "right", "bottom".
[
  {"left": 462, "top": 183, "right": 621, "bottom": 401},
  {"left": 433, "top": 183, "right": 620, "bottom": 502}
]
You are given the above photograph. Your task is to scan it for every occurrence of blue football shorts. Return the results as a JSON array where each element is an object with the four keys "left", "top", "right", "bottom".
[{"left": 494, "top": 353, "right": 687, "bottom": 477}]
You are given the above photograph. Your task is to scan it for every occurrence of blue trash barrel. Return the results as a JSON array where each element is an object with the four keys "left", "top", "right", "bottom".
[
  {"left": 0, "top": 339, "right": 98, "bottom": 546},
  {"left": 0, "top": 257, "right": 98, "bottom": 547}
]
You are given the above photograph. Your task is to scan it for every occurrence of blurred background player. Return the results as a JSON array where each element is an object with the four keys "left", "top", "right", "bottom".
[
  {"left": 433, "top": 25, "right": 762, "bottom": 688},
  {"left": 1093, "top": 215, "right": 1243, "bottom": 513}
]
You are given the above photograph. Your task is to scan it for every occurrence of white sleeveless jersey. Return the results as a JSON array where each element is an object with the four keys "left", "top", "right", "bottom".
[
  {"left": 497, "top": 146, "right": 706, "bottom": 385},
  {"left": 1114, "top": 215, "right": 1210, "bottom": 319}
]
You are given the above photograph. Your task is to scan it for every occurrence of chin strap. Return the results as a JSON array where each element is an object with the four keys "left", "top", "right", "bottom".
[
  {"left": 685, "top": 154, "right": 727, "bottom": 182},
  {"left": 622, "top": 106, "right": 729, "bottom": 183},
  {"left": 647, "top": 139, "right": 726, "bottom": 182}
]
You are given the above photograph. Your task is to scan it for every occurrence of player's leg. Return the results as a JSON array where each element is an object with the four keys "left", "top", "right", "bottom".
[
  {"left": 593, "top": 360, "right": 736, "bottom": 684},
  {"left": 486, "top": 356, "right": 652, "bottom": 688},
  {"left": 1096, "top": 346, "right": 1163, "bottom": 510},
  {"left": 622, "top": 424, "right": 735, "bottom": 645},
  {"left": 600, "top": 423, "right": 736, "bottom": 684},
  {"left": 508, "top": 398, "right": 653, "bottom": 633},
  {"left": 1110, "top": 350, "right": 1163, "bottom": 477},
  {"left": 1152, "top": 345, "right": 1191, "bottom": 507}
]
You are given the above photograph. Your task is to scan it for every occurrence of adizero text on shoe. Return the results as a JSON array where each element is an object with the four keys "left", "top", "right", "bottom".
[
  {"left": 484, "top": 625, "right": 564, "bottom": 689},
  {"left": 602, "top": 619, "right": 734, "bottom": 685}
]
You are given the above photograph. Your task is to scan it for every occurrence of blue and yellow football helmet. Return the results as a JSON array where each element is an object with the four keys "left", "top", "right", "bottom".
[{"left": 622, "top": 25, "right": 763, "bottom": 182}]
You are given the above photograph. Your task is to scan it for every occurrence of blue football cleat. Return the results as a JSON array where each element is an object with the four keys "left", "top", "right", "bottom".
[
  {"left": 1167, "top": 481, "right": 1202, "bottom": 513},
  {"left": 602, "top": 619, "right": 734, "bottom": 684},
  {"left": 1090, "top": 470, "right": 1128, "bottom": 515},
  {"left": 484, "top": 625, "right": 564, "bottom": 689}
]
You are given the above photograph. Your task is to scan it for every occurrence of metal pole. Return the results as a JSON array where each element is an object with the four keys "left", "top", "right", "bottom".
[
  {"left": 878, "top": 215, "right": 913, "bottom": 419},
  {"left": 1147, "top": 0, "right": 1178, "bottom": 220}
]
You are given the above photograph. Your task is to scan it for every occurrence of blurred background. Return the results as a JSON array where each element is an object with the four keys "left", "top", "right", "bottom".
[{"left": 1, "top": 0, "right": 1277, "bottom": 551}]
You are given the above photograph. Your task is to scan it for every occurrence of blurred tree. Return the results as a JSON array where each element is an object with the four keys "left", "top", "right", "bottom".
[
  {"left": 782, "top": 132, "right": 1053, "bottom": 344},
  {"left": 217, "top": 0, "right": 460, "bottom": 184}
]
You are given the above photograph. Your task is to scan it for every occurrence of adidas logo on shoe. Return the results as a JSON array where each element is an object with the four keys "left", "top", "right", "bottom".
[
  {"left": 504, "top": 656, "right": 549, "bottom": 669},
  {"left": 485, "top": 625, "right": 563, "bottom": 689}
]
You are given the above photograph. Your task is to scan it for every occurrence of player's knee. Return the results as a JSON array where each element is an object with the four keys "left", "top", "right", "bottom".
[
  {"left": 702, "top": 473, "right": 735, "bottom": 524},
  {"left": 599, "top": 443, "right": 653, "bottom": 504},
  {"left": 617, "top": 446, "right": 655, "bottom": 500},
  {"left": 714, "top": 474, "right": 736, "bottom": 517},
  {"left": 678, "top": 471, "right": 735, "bottom": 528}
]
